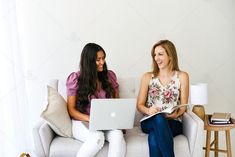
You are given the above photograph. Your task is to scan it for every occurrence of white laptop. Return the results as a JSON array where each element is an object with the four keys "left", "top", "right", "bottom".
[{"left": 89, "top": 98, "right": 136, "bottom": 131}]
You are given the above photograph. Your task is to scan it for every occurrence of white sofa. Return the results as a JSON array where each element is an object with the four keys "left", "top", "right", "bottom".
[{"left": 33, "top": 77, "right": 204, "bottom": 157}]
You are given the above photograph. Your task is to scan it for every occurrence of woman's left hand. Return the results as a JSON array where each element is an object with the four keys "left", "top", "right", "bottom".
[{"left": 165, "top": 110, "right": 178, "bottom": 119}]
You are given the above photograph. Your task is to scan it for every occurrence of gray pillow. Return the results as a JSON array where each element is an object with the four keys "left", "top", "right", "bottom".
[{"left": 41, "top": 86, "right": 72, "bottom": 137}]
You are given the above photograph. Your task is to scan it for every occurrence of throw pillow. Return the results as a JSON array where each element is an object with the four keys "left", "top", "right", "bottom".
[{"left": 40, "top": 86, "right": 72, "bottom": 137}]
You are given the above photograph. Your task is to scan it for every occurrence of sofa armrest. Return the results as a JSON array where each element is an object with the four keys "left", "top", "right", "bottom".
[
  {"left": 33, "top": 120, "right": 55, "bottom": 157},
  {"left": 182, "top": 111, "right": 204, "bottom": 157}
]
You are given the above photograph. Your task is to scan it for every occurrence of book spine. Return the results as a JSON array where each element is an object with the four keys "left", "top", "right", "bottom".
[{"left": 211, "top": 119, "right": 230, "bottom": 122}]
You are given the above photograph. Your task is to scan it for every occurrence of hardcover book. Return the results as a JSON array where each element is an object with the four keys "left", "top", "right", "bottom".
[
  {"left": 211, "top": 112, "right": 231, "bottom": 122},
  {"left": 208, "top": 115, "right": 233, "bottom": 126}
]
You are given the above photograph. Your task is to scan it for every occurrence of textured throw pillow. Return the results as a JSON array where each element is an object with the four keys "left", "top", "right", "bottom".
[{"left": 40, "top": 86, "right": 72, "bottom": 137}]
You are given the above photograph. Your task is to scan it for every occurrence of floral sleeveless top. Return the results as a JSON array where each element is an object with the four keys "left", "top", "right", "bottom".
[{"left": 146, "top": 71, "right": 180, "bottom": 110}]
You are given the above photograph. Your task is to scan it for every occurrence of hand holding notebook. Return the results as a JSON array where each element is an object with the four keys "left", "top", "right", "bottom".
[{"left": 140, "top": 104, "right": 188, "bottom": 122}]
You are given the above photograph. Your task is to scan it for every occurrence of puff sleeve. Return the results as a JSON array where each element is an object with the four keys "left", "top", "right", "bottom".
[
  {"left": 108, "top": 70, "right": 119, "bottom": 93},
  {"left": 66, "top": 72, "right": 80, "bottom": 96}
]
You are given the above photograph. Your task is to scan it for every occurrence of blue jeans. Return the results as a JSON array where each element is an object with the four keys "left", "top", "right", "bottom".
[{"left": 141, "top": 113, "right": 182, "bottom": 157}]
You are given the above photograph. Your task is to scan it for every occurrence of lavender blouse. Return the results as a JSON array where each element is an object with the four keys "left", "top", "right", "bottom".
[{"left": 66, "top": 70, "right": 119, "bottom": 115}]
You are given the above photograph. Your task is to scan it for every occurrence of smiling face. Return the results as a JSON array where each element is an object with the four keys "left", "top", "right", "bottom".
[
  {"left": 96, "top": 50, "right": 105, "bottom": 72},
  {"left": 154, "top": 45, "right": 170, "bottom": 70}
]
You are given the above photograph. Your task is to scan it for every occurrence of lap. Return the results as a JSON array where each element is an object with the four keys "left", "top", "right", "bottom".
[
  {"left": 104, "top": 130, "right": 124, "bottom": 142},
  {"left": 140, "top": 114, "right": 182, "bottom": 137},
  {"left": 72, "top": 120, "right": 124, "bottom": 142},
  {"left": 72, "top": 120, "right": 104, "bottom": 142}
]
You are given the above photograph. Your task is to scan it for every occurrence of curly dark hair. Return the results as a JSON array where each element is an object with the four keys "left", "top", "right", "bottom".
[{"left": 76, "top": 43, "right": 115, "bottom": 113}]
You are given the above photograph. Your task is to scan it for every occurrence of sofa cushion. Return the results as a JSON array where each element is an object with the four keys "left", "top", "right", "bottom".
[
  {"left": 50, "top": 136, "right": 109, "bottom": 157},
  {"left": 50, "top": 136, "right": 81, "bottom": 157},
  {"left": 125, "top": 127, "right": 149, "bottom": 156},
  {"left": 49, "top": 126, "right": 190, "bottom": 157},
  {"left": 41, "top": 86, "right": 72, "bottom": 137}
]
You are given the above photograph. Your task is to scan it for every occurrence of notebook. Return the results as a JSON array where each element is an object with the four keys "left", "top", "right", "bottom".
[
  {"left": 140, "top": 104, "right": 188, "bottom": 122},
  {"left": 89, "top": 98, "right": 136, "bottom": 131}
]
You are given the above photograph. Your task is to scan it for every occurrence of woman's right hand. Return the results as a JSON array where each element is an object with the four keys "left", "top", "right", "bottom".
[{"left": 147, "top": 106, "right": 161, "bottom": 116}]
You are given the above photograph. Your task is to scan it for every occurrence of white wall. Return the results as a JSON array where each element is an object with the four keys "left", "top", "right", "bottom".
[{"left": 16, "top": 0, "right": 235, "bottom": 156}]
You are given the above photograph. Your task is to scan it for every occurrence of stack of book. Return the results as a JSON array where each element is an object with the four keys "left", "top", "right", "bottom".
[{"left": 209, "top": 112, "right": 233, "bottom": 126}]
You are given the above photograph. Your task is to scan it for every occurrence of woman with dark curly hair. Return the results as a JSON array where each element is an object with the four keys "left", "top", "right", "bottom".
[{"left": 66, "top": 43, "right": 125, "bottom": 157}]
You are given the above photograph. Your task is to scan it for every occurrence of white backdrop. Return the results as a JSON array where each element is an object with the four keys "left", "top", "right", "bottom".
[{"left": 1, "top": 0, "right": 235, "bottom": 156}]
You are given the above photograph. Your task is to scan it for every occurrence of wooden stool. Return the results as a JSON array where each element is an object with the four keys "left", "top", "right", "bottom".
[{"left": 203, "top": 115, "right": 235, "bottom": 157}]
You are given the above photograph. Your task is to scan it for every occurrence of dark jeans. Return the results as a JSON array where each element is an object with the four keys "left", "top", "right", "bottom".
[{"left": 141, "top": 113, "right": 182, "bottom": 157}]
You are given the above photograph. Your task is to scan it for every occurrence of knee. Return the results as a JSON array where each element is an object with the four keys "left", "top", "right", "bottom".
[
  {"left": 111, "top": 130, "right": 124, "bottom": 138},
  {"left": 89, "top": 131, "right": 105, "bottom": 148},
  {"left": 109, "top": 130, "right": 125, "bottom": 142},
  {"left": 153, "top": 114, "right": 167, "bottom": 125}
]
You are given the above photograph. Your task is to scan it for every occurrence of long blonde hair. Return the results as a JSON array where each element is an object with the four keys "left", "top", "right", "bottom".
[{"left": 151, "top": 40, "right": 180, "bottom": 76}]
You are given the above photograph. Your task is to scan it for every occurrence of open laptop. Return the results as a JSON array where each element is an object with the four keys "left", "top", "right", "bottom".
[{"left": 89, "top": 98, "right": 136, "bottom": 131}]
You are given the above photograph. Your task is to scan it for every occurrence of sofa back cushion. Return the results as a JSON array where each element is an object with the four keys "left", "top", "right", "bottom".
[{"left": 118, "top": 77, "right": 143, "bottom": 126}]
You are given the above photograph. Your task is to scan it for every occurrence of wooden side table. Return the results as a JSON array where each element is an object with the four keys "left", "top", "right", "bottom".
[{"left": 203, "top": 115, "right": 235, "bottom": 157}]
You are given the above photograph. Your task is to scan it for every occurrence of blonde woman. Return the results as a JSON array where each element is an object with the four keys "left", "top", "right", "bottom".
[{"left": 137, "top": 40, "right": 189, "bottom": 157}]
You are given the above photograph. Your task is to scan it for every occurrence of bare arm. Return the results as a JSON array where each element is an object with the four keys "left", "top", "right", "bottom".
[
  {"left": 114, "top": 90, "right": 119, "bottom": 98},
  {"left": 166, "top": 71, "right": 189, "bottom": 119},
  {"left": 178, "top": 71, "right": 189, "bottom": 116},
  {"left": 67, "top": 96, "right": 89, "bottom": 122},
  {"left": 137, "top": 73, "right": 160, "bottom": 116}
]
